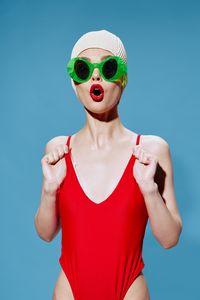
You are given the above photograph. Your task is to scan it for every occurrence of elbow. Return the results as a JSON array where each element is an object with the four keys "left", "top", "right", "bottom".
[
  {"left": 163, "top": 240, "right": 178, "bottom": 249},
  {"left": 38, "top": 234, "right": 52, "bottom": 243},
  {"left": 163, "top": 224, "right": 183, "bottom": 249},
  {"left": 36, "top": 230, "right": 53, "bottom": 243},
  {"left": 34, "top": 217, "right": 53, "bottom": 243},
  {"left": 162, "top": 235, "right": 179, "bottom": 249}
]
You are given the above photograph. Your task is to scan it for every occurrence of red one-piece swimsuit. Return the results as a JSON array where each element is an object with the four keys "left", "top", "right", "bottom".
[{"left": 58, "top": 134, "right": 149, "bottom": 300}]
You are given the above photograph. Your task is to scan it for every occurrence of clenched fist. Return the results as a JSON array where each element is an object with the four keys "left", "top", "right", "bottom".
[
  {"left": 133, "top": 145, "right": 158, "bottom": 194},
  {"left": 41, "top": 143, "right": 69, "bottom": 191}
]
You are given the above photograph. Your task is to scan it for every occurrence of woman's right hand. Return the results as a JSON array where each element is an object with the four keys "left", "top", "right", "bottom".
[{"left": 41, "top": 143, "right": 69, "bottom": 191}]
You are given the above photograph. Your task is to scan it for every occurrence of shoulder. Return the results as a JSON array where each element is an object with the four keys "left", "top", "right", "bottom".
[
  {"left": 44, "top": 135, "right": 69, "bottom": 154},
  {"left": 140, "top": 134, "right": 170, "bottom": 162},
  {"left": 140, "top": 134, "right": 169, "bottom": 148}
]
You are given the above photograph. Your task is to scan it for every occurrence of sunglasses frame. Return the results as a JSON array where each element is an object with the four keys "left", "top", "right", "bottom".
[{"left": 67, "top": 55, "right": 128, "bottom": 85}]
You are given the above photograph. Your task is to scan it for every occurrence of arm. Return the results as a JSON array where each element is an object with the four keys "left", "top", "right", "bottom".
[
  {"left": 137, "top": 137, "right": 183, "bottom": 249},
  {"left": 143, "top": 184, "right": 182, "bottom": 249},
  {"left": 34, "top": 182, "right": 60, "bottom": 243},
  {"left": 34, "top": 136, "right": 67, "bottom": 242}
]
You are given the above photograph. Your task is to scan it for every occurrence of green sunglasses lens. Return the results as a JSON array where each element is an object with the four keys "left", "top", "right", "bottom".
[
  {"left": 74, "top": 59, "right": 90, "bottom": 80},
  {"left": 102, "top": 58, "right": 118, "bottom": 79}
]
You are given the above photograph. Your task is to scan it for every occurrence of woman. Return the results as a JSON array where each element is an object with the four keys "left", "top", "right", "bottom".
[{"left": 34, "top": 30, "right": 183, "bottom": 300}]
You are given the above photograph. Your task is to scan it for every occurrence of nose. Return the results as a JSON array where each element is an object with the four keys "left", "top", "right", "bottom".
[{"left": 91, "top": 68, "right": 102, "bottom": 82}]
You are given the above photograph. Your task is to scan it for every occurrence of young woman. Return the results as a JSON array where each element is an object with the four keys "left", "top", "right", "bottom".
[{"left": 35, "top": 30, "right": 183, "bottom": 300}]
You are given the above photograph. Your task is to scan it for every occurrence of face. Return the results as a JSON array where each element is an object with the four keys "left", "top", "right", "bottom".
[{"left": 73, "top": 48, "right": 124, "bottom": 114}]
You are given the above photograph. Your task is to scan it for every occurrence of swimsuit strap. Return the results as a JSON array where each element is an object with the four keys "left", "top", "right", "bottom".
[{"left": 136, "top": 134, "right": 141, "bottom": 146}]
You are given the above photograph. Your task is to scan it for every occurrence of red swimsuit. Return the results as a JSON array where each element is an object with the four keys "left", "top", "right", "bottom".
[{"left": 58, "top": 134, "right": 149, "bottom": 300}]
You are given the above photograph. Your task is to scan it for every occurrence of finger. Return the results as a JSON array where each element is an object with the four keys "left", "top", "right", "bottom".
[
  {"left": 41, "top": 156, "right": 49, "bottom": 164},
  {"left": 54, "top": 149, "right": 61, "bottom": 161},
  {"left": 49, "top": 152, "right": 56, "bottom": 162},
  {"left": 151, "top": 156, "right": 158, "bottom": 165},
  {"left": 137, "top": 148, "right": 151, "bottom": 164},
  {"left": 139, "top": 149, "right": 146, "bottom": 163},
  {"left": 135, "top": 147, "right": 144, "bottom": 162},
  {"left": 132, "top": 146, "right": 135, "bottom": 156},
  {"left": 133, "top": 145, "right": 140, "bottom": 158},
  {"left": 57, "top": 146, "right": 68, "bottom": 158},
  {"left": 143, "top": 153, "right": 151, "bottom": 164},
  {"left": 47, "top": 152, "right": 58, "bottom": 163},
  {"left": 57, "top": 146, "right": 65, "bottom": 157},
  {"left": 63, "top": 145, "right": 68, "bottom": 154},
  {"left": 45, "top": 153, "right": 53, "bottom": 163},
  {"left": 41, "top": 154, "right": 55, "bottom": 165},
  {"left": 145, "top": 154, "right": 158, "bottom": 167}
]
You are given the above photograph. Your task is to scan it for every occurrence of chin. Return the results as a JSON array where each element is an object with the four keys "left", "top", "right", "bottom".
[{"left": 83, "top": 98, "right": 121, "bottom": 114}]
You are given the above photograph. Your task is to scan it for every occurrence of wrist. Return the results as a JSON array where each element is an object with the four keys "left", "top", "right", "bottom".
[
  {"left": 138, "top": 180, "right": 158, "bottom": 196},
  {"left": 43, "top": 180, "right": 59, "bottom": 196}
]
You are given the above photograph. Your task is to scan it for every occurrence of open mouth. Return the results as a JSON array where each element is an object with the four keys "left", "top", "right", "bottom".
[
  {"left": 90, "top": 84, "right": 104, "bottom": 101},
  {"left": 93, "top": 88, "right": 102, "bottom": 96}
]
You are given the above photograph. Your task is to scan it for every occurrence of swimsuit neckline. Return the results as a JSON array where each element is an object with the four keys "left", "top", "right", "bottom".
[{"left": 68, "top": 150, "right": 135, "bottom": 206}]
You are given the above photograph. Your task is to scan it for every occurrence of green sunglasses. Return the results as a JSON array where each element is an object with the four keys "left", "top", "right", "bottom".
[{"left": 67, "top": 55, "right": 128, "bottom": 88}]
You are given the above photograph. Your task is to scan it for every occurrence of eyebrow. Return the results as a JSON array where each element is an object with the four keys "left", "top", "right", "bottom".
[{"left": 79, "top": 55, "right": 112, "bottom": 61}]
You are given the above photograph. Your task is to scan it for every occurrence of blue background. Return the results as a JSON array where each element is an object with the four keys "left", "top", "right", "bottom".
[{"left": 1, "top": 0, "right": 199, "bottom": 299}]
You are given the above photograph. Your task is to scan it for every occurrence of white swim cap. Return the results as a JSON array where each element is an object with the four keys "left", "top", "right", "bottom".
[{"left": 69, "top": 29, "right": 128, "bottom": 94}]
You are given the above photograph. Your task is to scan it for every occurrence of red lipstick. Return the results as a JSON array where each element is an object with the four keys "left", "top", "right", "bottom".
[{"left": 90, "top": 84, "right": 104, "bottom": 102}]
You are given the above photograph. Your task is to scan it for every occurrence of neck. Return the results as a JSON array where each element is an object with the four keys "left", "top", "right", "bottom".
[{"left": 79, "top": 105, "right": 127, "bottom": 149}]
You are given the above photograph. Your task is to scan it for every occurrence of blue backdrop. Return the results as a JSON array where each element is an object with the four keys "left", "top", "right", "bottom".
[{"left": 1, "top": 0, "right": 199, "bottom": 299}]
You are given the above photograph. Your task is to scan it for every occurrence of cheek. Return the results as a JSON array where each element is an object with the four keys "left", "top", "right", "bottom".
[
  {"left": 105, "top": 84, "right": 121, "bottom": 98},
  {"left": 76, "top": 83, "right": 89, "bottom": 97}
]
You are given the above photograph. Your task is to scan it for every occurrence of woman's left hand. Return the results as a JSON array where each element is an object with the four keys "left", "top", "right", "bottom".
[{"left": 133, "top": 145, "right": 158, "bottom": 194}]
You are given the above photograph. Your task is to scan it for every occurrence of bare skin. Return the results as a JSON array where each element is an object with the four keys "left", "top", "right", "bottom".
[{"left": 38, "top": 48, "right": 182, "bottom": 299}]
